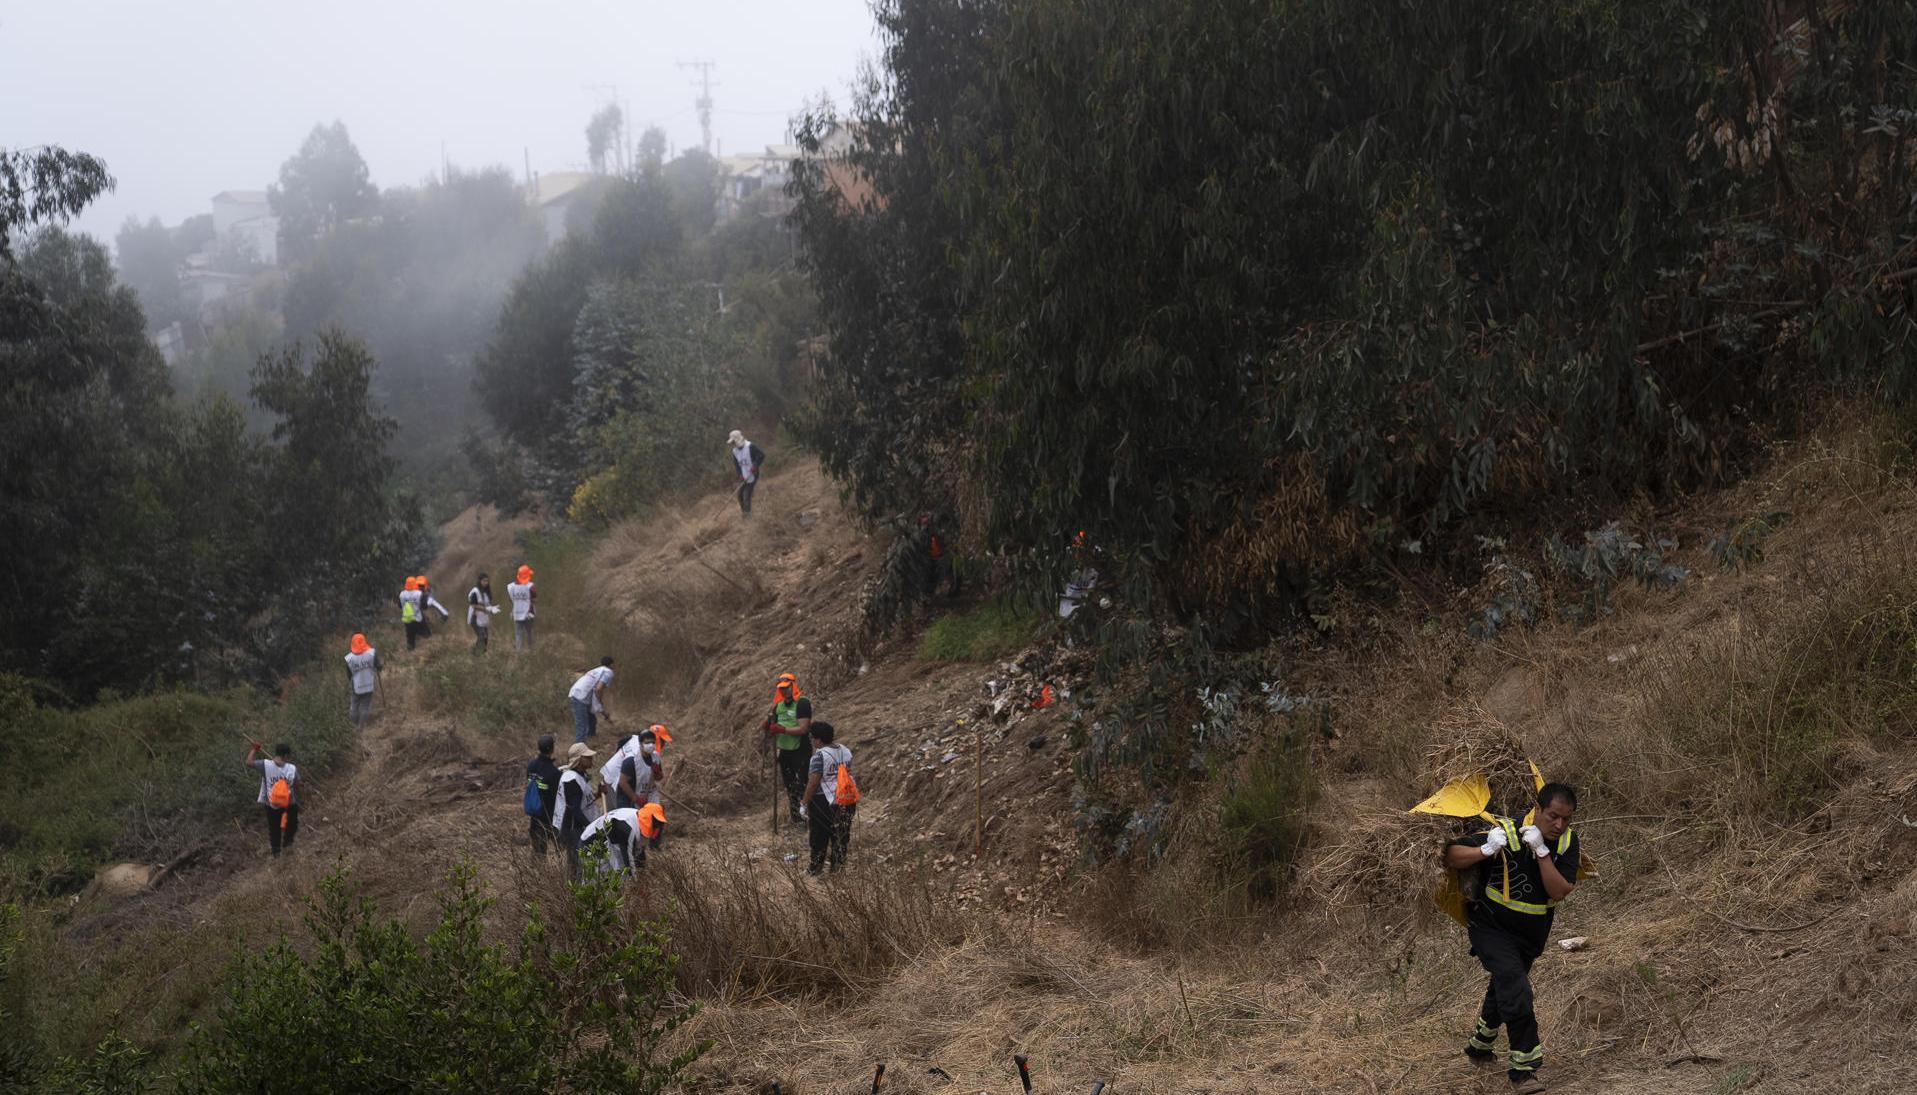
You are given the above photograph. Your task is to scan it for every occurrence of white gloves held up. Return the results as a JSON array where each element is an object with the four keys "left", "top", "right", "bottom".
[
  {"left": 1481, "top": 826, "right": 1509, "bottom": 857},
  {"left": 1520, "top": 824, "right": 1550, "bottom": 857}
]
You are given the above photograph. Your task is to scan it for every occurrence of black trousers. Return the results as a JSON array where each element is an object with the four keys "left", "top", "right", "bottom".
[
  {"left": 807, "top": 795, "right": 855, "bottom": 872},
  {"left": 738, "top": 478, "right": 757, "bottom": 515},
  {"left": 471, "top": 622, "right": 489, "bottom": 654},
  {"left": 1468, "top": 915, "right": 1547, "bottom": 1078},
  {"left": 776, "top": 746, "right": 810, "bottom": 817},
  {"left": 264, "top": 804, "right": 300, "bottom": 856},
  {"left": 405, "top": 621, "right": 425, "bottom": 649},
  {"left": 529, "top": 814, "right": 553, "bottom": 855}
]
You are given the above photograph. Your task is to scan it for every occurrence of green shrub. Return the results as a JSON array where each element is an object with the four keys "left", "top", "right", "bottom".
[
  {"left": 183, "top": 857, "right": 706, "bottom": 1095},
  {"left": 1215, "top": 724, "right": 1317, "bottom": 904},
  {"left": 918, "top": 601, "right": 1042, "bottom": 662},
  {"left": 0, "top": 655, "right": 361, "bottom": 900}
]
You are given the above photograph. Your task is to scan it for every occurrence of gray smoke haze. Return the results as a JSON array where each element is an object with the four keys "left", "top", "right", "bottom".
[{"left": 0, "top": 0, "right": 877, "bottom": 241}]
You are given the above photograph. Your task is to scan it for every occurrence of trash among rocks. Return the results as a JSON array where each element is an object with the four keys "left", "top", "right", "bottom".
[
  {"left": 1558, "top": 936, "right": 1589, "bottom": 952},
  {"left": 782, "top": 853, "right": 799, "bottom": 862},
  {"left": 1028, "top": 734, "right": 1047, "bottom": 749},
  {"left": 797, "top": 509, "right": 819, "bottom": 528},
  {"left": 941, "top": 751, "right": 962, "bottom": 764}
]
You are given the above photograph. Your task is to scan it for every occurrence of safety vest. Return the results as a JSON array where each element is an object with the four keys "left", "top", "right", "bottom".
[{"left": 1481, "top": 818, "right": 1574, "bottom": 916}]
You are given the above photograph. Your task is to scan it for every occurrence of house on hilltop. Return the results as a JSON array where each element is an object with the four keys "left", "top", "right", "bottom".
[{"left": 209, "top": 190, "right": 279, "bottom": 268}]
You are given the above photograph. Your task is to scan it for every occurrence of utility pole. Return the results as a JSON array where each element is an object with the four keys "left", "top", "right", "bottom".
[{"left": 677, "top": 59, "right": 718, "bottom": 155}]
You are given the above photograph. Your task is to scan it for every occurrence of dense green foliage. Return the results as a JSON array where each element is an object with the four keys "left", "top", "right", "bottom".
[
  {"left": 792, "top": 0, "right": 1917, "bottom": 857},
  {"left": 1, "top": 154, "right": 426, "bottom": 698},
  {"left": 795, "top": 0, "right": 1917, "bottom": 627},
  {"left": 474, "top": 156, "right": 813, "bottom": 520},
  {"left": 268, "top": 121, "right": 380, "bottom": 263},
  {"left": 0, "top": 656, "right": 360, "bottom": 899},
  {"left": 112, "top": 213, "right": 215, "bottom": 333},
  {"left": 0, "top": 145, "right": 113, "bottom": 262},
  {"left": 183, "top": 861, "right": 704, "bottom": 1094}
]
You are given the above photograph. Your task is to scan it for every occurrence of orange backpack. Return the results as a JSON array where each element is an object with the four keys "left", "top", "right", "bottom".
[
  {"left": 269, "top": 775, "right": 293, "bottom": 810},
  {"left": 832, "top": 751, "right": 862, "bottom": 807}
]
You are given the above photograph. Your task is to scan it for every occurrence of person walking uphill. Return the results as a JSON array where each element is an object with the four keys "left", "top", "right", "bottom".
[
  {"left": 506, "top": 564, "right": 536, "bottom": 652},
  {"left": 801, "top": 721, "right": 859, "bottom": 874},
  {"left": 568, "top": 657, "right": 616, "bottom": 743},
  {"left": 343, "top": 633, "right": 382, "bottom": 727},
  {"left": 244, "top": 741, "right": 300, "bottom": 858},
  {"left": 760, "top": 672, "right": 811, "bottom": 823},
  {"left": 467, "top": 573, "right": 499, "bottom": 654},
  {"left": 1442, "top": 783, "right": 1583, "bottom": 1094},
  {"left": 727, "top": 429, "right": 764, "bottom": 517},
  {"left": 400, "top": 576, "right": 426, "bottom": 649},
  {"left": 524, "top": 734, "right": 561, "bottom": 856}
]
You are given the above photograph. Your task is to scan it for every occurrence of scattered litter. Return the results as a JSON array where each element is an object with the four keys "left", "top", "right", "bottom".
[
  {"left": 1558, "top": 936, "right": 1589, "bottom": 952},
  {"left": 1028, "top": 735, "right": 1047, "bottom": 750},
  {"left": 782, "top": 853, "right": 798, "bottom": 862},
  {"left": 941, "top": 752, "right": 962, "bottom": 764}
]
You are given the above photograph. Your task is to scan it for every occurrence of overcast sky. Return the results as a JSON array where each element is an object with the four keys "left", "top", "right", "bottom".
[{"left": 2, "top": 0, "right": 879, "bottom": 247}]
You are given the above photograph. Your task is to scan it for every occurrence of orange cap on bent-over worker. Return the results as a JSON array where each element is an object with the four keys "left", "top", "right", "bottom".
[
  {"left": 350, "top": 633, "right": 371, "bottom": 655},
  {"left": 774, "top": 672, "right": 800, "bottom": 700},
  {"left": 405, "top": 576, "right": 420, "bottom": 591},
  {"left": 517, "top": 564, "right": 533, "bottom": 584},
  {"left": 649, "top": 723, "right": 673, "bottom": 749},
  {"left": 638, "top": 802, "right": 667, "bottom": 837}
]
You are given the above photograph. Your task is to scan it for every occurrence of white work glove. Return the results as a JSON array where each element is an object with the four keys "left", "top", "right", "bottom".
[
  {"left": 1520, "top": 824, "right": 1549, "bottom": 857},
  {"left": 1480, "top": 826, "right": 1509, "bottom": 857},
  {"left": 798, "top": 805, "right": 808, "bottom": 821}
]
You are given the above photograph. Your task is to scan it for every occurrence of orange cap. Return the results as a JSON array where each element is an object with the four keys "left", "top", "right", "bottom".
[
  {"left": 416, "top": 575, "right": 429, "bottom": 588},
  {"left": 350, "top": 633, "right": 370, "bottom": 655},
  {"left": 516, "top": 564, "right": 533, "bottom": 584},
  {"left": 774, "top": 672, "right": 800, "bottom": 700},
  {"left": 638, "top": 801, "right": 667, "bottom": 836},
  {"left": 649, "top": 723, "right": 673, "bottom": 743},
  {"left": 405, "top": 576, "right": 419, "bottom": 591}
]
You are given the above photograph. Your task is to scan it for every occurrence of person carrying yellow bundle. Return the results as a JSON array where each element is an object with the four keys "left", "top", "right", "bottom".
[{"left": 1437, "top": 782, "right": 1583, "bottom": 1094}]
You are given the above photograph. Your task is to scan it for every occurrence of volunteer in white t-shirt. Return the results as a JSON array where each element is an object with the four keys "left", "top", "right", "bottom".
[
  {"left": 551, "top": 742, "right": 599, "bottom": 880},
  {"left": 800, "top": 721, "right": 858, "bottom": 875},
  {"left": 466, "top": 573, "right": 499, "bottom": 655},
  {"left": 600, "top": 728, "right": 663, "bottom": 811},
  {"left": 343, "top": 633, "right": 382, "bottom": 727},
  {"left": 244, "top": 740, "right": 300, "bottom": 858},
  {"left": 506, "top": 564, "right": 537, "bottom": 652},
  {"left": 567, "top": 657, "right": 615, "bottom": 743}
]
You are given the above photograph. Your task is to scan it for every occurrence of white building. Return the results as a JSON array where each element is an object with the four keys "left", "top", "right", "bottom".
[
  {"left": 527, "top": 171, "right": 603, "bottom": 247},
  {"left": 209, "top": 190, "right": 278, "bottom": 267},
  {"left": 715, "top": 143, "right": 802, "bottom": 224}
]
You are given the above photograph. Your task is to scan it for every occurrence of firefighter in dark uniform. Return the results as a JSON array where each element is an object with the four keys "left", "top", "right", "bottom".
[{"left": 1442, "top": 783, "right": 1582, "bottom": 1094}]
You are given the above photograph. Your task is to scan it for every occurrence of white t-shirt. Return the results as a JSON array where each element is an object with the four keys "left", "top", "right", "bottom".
[
  {"left": 569, "top": 666, "right": 614, "bottom": 703},
  {"left": 344, "top": 650, "right": 377, "bottom": 693},
  {"left": 252, "top": 759, "right": 298, "bottom": 805},
  {"left": 579, "top": 807, "right": 642, "bottom": 870},
  {"left": 506, "top": 581, "right": 535, "bottom": 621},
  {"left": 808, "top": 743, "right": 853, "bottom": 801},
  {"left": 399, "top": 588, "right": 423, "bottom": 621},
  {"left": 733, "top": 442, "right": 756, "bottom": 483},
  {"left": 467, "top": 586, "right": 492, "bottom": 627}
]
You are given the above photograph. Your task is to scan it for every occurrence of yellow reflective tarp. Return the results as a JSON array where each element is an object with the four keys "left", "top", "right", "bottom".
[{"left": 1409, "top": 773, "right": 1492, "bottom": 819}]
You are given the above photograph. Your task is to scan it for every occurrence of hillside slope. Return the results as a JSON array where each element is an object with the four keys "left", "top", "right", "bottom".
[{"left": 59, "top": 433, "right": 1917, "bottom": 1094}]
